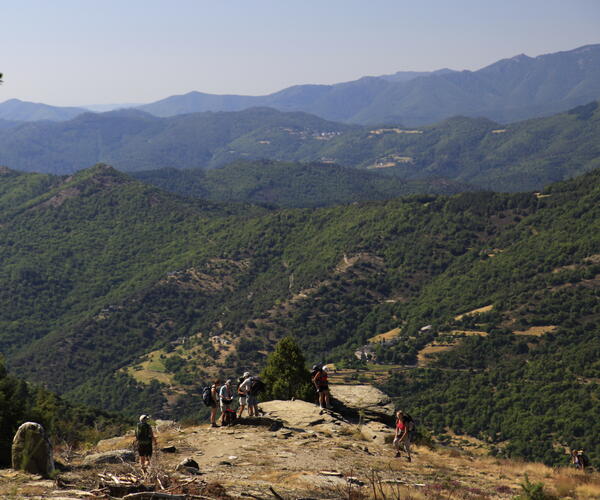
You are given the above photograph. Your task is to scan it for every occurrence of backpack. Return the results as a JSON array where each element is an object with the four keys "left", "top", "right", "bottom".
[
  {"left": 579, "top": 452, "right": 590, "bottom": 468},
  {"left": 403, "top": 414, "right": 416, "bottom": 432},
  {"left": 249, "top": 378, "right": 265, "bottom": 396},
  {"left": 222, "top": 408, "right": 237, "bottom": 426},
  {"left": 202, "top": 386, "right": 212, "bottom": 407},
  {"left": 136, "top": 422, "right": 152, "bottom": 444}
]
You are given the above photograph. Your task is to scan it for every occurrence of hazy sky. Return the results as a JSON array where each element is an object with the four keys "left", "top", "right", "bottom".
[{"left": 2, "top": 0, "right": 599, "bottom": 106}]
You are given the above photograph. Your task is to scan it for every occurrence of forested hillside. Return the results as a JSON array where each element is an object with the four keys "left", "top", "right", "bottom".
[
  {"left": 0, "top": 163, "right": 598, "bottom": 466},
  {"left": 1, "top": 102, "right": 599, "bottom": 193},
  {"left": 132, "top": 160, "right": 471, "bottom": 208}
]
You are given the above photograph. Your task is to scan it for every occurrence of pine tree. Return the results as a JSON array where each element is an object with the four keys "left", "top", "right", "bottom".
[{"left": 260, "top": 336, "right": 313, "bottom": 402}]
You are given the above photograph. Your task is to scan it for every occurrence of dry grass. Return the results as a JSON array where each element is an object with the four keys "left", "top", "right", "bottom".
[
  {"left": 513, "top": 325, "right": 557, "bottom": 336},
  {"left": 454, "top": 305, "right": 494, "bottom": 321},
  {"left": 549, "top": 469, "right": 600, "bottom": 499},
  {"left": 369, "top": 328, "right": 402, "bottom": 344},
  {"left": 123, "top": 349, "right": 175, "bottom": 385},
  {"left": 449, "top": 330, "right": 488, "bottom": 337},
  {"left": 417, "top": 344, "right": 456, "bottom": 365}
]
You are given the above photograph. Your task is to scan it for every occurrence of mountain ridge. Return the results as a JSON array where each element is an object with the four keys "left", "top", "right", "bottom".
[
  {"left": 137, "top": 43, "right": 600, "bottom": 125},
  {"left": 3, "top": 44, "right": 600, "bottom": 126},
  {"left": 0, "top": 101, "right": 598, "bottom": 194}
]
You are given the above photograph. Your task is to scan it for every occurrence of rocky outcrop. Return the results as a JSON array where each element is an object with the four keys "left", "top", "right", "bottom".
[
  {"left": 361, "top": 421, "right": 394, "bottom": 445},
  {"left": 260, "top": 400, "right": 346, "bottom": 429},
  {"left": 329, "top": 384, "right": 395, "bottom": 424},
  {"left": 11, "top": 422, "right": 55, "bottom": 477},
  {"left": 82, "top": 449, "right": 135, "bottom": 466}
]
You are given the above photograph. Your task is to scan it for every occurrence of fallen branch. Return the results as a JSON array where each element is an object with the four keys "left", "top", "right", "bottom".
[
  {"left": 163, "top": 476, "right": 199, "bottom": 492},
  {"left": 269, "top": 486, "right": 285, "bottom": 500},
  {"left": 241, "top": 494, "right": 267, "bottom": 500},
  {"left": 122, "top": 492, "right": 213, "bottom": 500}
]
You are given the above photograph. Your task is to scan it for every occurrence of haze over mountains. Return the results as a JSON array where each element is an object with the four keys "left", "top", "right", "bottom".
[
  {"left": 2, "top": 44, "right": 600, "bottom": 125},
  {"left": 139, "top": 44, "right": 600, "bottom": 125}
]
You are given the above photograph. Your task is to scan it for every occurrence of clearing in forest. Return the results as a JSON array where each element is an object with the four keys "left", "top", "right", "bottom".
[
  {"left": 514, "top": 325, "right": 558, "bottom": 336},
  {"left": 454, "top": 304, "right": 494, "bottom": 321},
  {"left": 368, "top": 327, "right": 401, "bottom": 343},
  {"left": 417, "top": 343, "right": 456, "bottom": 366}
]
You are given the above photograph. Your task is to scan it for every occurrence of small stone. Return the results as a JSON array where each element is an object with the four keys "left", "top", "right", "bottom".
[{"left": 176, "top": 457, "right": 201, "bottom": 475}]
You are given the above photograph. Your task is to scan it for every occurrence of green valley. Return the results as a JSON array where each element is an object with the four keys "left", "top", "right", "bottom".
[{"left": 0, "top": 162, "right": 599, "bottom": 467}]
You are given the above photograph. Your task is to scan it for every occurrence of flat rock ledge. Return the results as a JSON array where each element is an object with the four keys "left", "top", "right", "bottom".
[
  {"left": 82, "top": 449, "right": 135, "bottom": 466},
  {"left": 329, "top": 384, "right": 395, "bottom": 424}
]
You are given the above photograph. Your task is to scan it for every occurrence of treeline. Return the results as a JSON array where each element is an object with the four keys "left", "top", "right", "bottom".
[{"left": 0, "top": 357, "right": 130, "bottom": 467}]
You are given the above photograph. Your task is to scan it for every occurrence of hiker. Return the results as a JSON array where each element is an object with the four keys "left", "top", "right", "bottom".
[
  {"left": 312, "top": 364, "right": 332, "bottom": 409},
  {"left": 135, "top": 415, "right": 157, "bottom": 471},
  {"left": 210, "top": 380, "right": 220, "bottom": 427},
  {"left": 219, "top": 379, "right": 234, "bottom": 425},
  {"left": 393, "top": 410, "right": 414, "bottom": 462},
  {"left": 237, "top": 371, "right": 251, "bottom": 418},
  {"left": 572, "top": 449, "right": 590, "bottom": 470},
  {"left": 239, "top": 375, "right": 263, "bottom": 416}
]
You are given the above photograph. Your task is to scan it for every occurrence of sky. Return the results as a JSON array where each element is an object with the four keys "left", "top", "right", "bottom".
[{"left": 2, "top": 0, "right": 600, "bottom": 106}]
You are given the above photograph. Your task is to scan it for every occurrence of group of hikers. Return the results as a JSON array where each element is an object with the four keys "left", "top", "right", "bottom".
[{"left": 203, "top": 372, "right": 265, "bottom": 427}]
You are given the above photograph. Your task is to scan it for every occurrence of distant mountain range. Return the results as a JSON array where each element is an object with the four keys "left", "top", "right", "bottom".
[
  {"left": 0, "top": 101, "right": 598, "bottom": 192},
  {"left": 0, "top": 98, "right": 86, "bottom": 122},
  {"left": 2, "top": 44, "right": 600, "bottom": 125},
  {"left": 138, "top": 44, "right": 600, "bottom": 125}
]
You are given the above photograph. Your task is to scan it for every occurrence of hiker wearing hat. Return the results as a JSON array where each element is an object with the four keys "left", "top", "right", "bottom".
[
  {"left": 219, "top": 379, "right": 234, "bottom": 425},
  {"left": 237, "top": 371, "right": 251, "bottom": 418},
  {"left": 135, "top": 415, "right": 157, "bottom": 471},
  {"left": 238, "top": 374, "right": 263, "bottom": 416}
]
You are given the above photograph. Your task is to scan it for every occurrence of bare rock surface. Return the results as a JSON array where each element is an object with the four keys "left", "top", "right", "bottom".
[
  {"left": 260, "top": 399, "right": 344, "bottom": 428},
  {"left": 82, "top": 449, "right": 135, "bottom": 465},
  {"left": 330, "top": 383, "right": 395, "bottom": 422}
]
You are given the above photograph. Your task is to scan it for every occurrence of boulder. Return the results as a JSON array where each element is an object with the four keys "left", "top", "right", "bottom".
[
  {"left": 11, "top": 422, "right": 55, "bottom": 477},
  {"left": 329, "top": 384, "right": 395, "bottom": 424},
  {"left": 82, "top": 449, "right": 135, "bottom": 466},
  {"left": 360, "top": 421, "right": 393, "bottom": 445},
  {"left": 260, "top": 400, "right": 344, "bottom": 429},
  {"left": 176, "top": 457, "right": 200, "bottom": 475},
  {"left": 154, "top": 419, "right": 177, "bottom": 432}
]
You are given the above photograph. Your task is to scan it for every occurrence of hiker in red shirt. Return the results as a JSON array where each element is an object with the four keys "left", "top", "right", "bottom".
[
  {"left": 393, "top": 410, "right": 413, "bottom": 462},
  {"left": 312, "top": 365, "right": 332, "bottom": 409}
]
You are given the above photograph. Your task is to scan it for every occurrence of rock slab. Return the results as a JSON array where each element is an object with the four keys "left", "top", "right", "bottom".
[
  {"left": 329, "top": 384, "right": 395, "bottom": 423},
  {"left": 12, "top": 422, "right": 55, "bottom": 477},
  {"left": 82, "top": 449, "right": 135, "bottom": 466}
]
